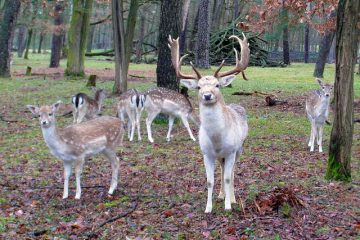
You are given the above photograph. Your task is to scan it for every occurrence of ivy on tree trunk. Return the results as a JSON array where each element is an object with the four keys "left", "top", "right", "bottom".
[{"left": 326, "top": 0, "right": 359, "bottom": 182}]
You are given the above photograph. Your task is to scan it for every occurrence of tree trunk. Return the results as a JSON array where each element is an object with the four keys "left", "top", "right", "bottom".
[
  {"left": 327, "top": 36, "right": 336, "bottom": 63},
  {"left": 32, "top": 31, "right": 37, "bottom": 53},
  {"left": 135, "top": 11, "right": 146, "bottom": 63},
  {"left": 156, "top": 0, "right": 182, "bottom": 91},
  {"left": 38, "top": 32, "right": 44, "bottom": 53},
  {"left": 50, "top": 1, "right": 65, "bottom": 68},
  {"left": 282, "top": 2, "right": 290, "bottom": 65},
  {"left": 66, "top": 0, "right": 94, "bottom": 77},
  {"left": 17, "top": 25, "right": 26, "bottom": 57},
  {"left": 86, "top": 2, "right": 98, "bottom": 53},
  {"left": 233, "top": 0, "right": 240, "bottom": 20},
  {"left": 304, "top": 23, "right": 310, "bottom": 63},
  {"left": 195, "top": 0, "right": 210, "bottom": 69},
  {"left": 180, "top": 0, "right": 191, "bottom": 54},
  {"left": 0, "top": 0, "right": 21, "bottom": 77},
  {"left": 326, "top": 0, "right": 359, "bottom": 182},
  {"left": 112, "top": 0, "right": 126, "bottom": 94},
  {"left": 188, "top": 6, "right": 199, "bottom": 52},
  {"left": 24, "top": 28, "right": 33, "bottom": 59}
]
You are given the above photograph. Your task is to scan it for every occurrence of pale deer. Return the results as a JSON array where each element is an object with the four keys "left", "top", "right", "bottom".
[
  {"left": 27, "top": 101, "right": 124, "bottom": 199},
  {"left": 305, "top": 78, "right": 333, "bottom": 152},
  {"left": 168, "top": 33, "right": 250, "bottom": 212},
  {"left": 116, "top": 89, "right": 145, "bottom": 141},
  {"left": 72, "top": 88, "right": 107, "bottom": 123},
  {"left": 143, "top": 86, "right": 197, "bottom": 143}
]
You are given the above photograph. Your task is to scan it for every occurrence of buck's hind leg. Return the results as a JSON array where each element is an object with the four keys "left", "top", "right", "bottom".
[
  {"left": 75, "top": 158, "right": 85, "bottom": 199},
  {"left": 63, "top": 162, "right": 72, "bottom": 199},
  {"left": 204, "top": 155, "right": 215, "bottom": 213},
  {"left": 180, "top": 115, "right": 196, "bottom": 141},
  {"left": 103, "top": 149, "right": 120, "bottom": 195},
  {"left": 146, "top": 110, "right": 160, "bottom": 143}
]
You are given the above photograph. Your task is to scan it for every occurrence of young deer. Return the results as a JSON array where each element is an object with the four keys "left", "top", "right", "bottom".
[
  {"left": 305, "top": 78, "right": 333, "bottom": 152},
  {"left": 143, "top": 86, "right": 197, "bottom": 143},
  {"left": 72, "top": 88, "right": 107, "bottom": 123},
  {"left": 27, "top": 101, "right": 124, "bottom": 199},
  {"left": 116, "top": 89, "right": 145, "bottom": 141},
  {"left": 169, "top": 33, "right": 250, "bottom": 212}
]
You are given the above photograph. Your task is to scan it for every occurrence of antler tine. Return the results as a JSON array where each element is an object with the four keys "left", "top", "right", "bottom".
[
  {"left": 214, "top": 33, "right": 250, "bottom": 80},
  {"left": 213, "top": 60, "right": 225, "bottom": 78},
  {"left": 190, "top": 62, "right": 202, "bottom": 79},
  {"left": 168, "top": 35, "right": 200, "bottom": 80}
]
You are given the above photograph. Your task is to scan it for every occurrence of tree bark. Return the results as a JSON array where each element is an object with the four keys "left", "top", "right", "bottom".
[
  {"left": 32, "top": 31, "right": 37, "bottom": 53},
  {"left": 195, "top": 0, "right": 210, "bottom": 69},
  {"left": 188, "top": 5, "right": 199, "bottom": 52},
  {"left": 17, "top": 25, "right": 26, "bottom": 57},
  {"left": 326, "top": 0, "right": 359, "bottom": 182},
  {"left": 313, "top": 11, "right": 337, "bottom": 77},
  {"left": 282, "top": 2, "right": 290, "bottom": 65},
  {"left": 112, "top": 0, "right": 126, "bottom": 94},
  {"left": 38, "top": 32, "right": 44, "bottom": 53},
  {"left": 135, "top": 10, "right": 146, "bottom": 63},
  {"left": 24, "top": 28, "right": 33, "bottom": 59},
  {"left": 179, "top": 0, "right": 191, "bottom": 54},
  {"left": 0, "top": 0, "right": 21, "bottom": 77},
  {"left": 86, "top": 2, "right": 98, "bottom": 53},
  {"left": 156, "top": 0, "right": 182, "bottom": 91},
  {"left": 66, "top": 0, "right": 94, "bottom": 77},
  {"left": 50, "top": 1, "right": 65, "bottom": 68},
  {"left": 304, "top": 23, "right": 310, "bottom": 63}
]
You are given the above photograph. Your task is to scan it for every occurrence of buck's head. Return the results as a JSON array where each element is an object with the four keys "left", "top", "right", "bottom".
[
  {"left": 168, "top": 33, "right": 250, "bottom": 105},
  {"left": 316, "top": 78, "right": 333, "bottom": 98},
  {"left": 92, "top": 87, "right": 108, "bottom": 102},
  {"left": 27, "top": 101, "right": 61, "bottom": 128}
]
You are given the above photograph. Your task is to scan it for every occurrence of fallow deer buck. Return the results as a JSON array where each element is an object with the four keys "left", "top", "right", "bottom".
[
  {"left": 117, "top": 89, "right": 145, "bottom": 141},
  {"left": 305, "top": 78, "right": 333, "bottom": 152},
  {"left": 168, "top": 33, "right": 250, "bottom": 212},
  {"left": 143, "top": 86, "right": 197, "bottom": 143},
  {"left": 27, "top": 101, "right": 124, "bottom": 199},
  {"left": 72, "top": 88, "right": 107, "bottom": 123}
]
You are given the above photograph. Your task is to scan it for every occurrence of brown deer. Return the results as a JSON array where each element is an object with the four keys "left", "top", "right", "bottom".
[
  {"left": 27, "top": 101, "right": 124, "bottom": 199},
  {"left": 169, "top": 33, "right": 250, "bottom": 212},
  {"left": 305, "top": 78, "right": 333, "bottom": 152},
  {"left": 72, "top": 88, "right": 107, "bottom": 123},
  {"left": 143, "top": 86, "right": 197, "bottom": 143}
]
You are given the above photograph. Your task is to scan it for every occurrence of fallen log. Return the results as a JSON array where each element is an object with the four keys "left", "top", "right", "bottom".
[{"left": 265, "top": 96, "right": 287, "bottom": 106}]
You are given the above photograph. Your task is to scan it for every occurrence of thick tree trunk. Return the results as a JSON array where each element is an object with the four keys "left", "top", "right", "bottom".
[
  {"left": 0, "top": 0, "right": 21, "bottom": 77},
  {"left": 195, "top": 0, "right": 210, "bottom": 69},
  {"left": 112, "top": 0, "right": 126, "bottom": 94},
  {"left": 38, "top": 32, "right": 44, "bottom": 53},
  {"left": 313, "top": 11, "right": 337, "bottom": 77},
  {"left": 17, "top": 26, "right": 26, "bottom": 57},
  {"left": 66, "top": 0, "right": 94, "bottom": 77},
  {"left": 50, "top": 1, "right": 64, "bottom": 68},
  {"left": 326, "top": 0, "right": 359, "bottom": 182},
  {"left": 304, "top": 23, "right": 310, "bottom": 63},
  {"left": 24, "top": 28, "right": 33, "bottom": 59},
  {"left": 156, "top": 0, "right": 182, "bottom": 91}
]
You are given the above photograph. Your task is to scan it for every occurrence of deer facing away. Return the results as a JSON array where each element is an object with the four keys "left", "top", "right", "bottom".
[
  {"left": 143, "top": 86, "right": 197, "bottom": 143},
  {"left": 305, "top": 78, "right": 333, "bottom": 152},
  {"left": 72, "top": 88, "right": 107, "bottom": 124},
  {"left": 117, "top": 89, "right": 145, "bottom": 141},
  {"left": 169, "top": 33, "right": 250, "bottom": 212},
  {"left": 27, "top": 101, "right": 124, "bottom": 199}
]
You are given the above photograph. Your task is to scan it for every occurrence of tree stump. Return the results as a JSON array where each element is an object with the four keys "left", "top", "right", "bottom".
[
  {"left": 86, "top": 75, "right": 97, "bottom": 87},
  {"left": 25, "top": 66, "right": 32, "bottom": 76}
]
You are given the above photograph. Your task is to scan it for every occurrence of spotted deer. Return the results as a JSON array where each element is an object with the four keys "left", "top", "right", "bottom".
[
  {"left": 169, "top": 33, "right": 250, "bottom": 212},
  {"left": 305, "top": 78, "right": 333, "bottom": 152},
  {"left": 143, "top": 86, "right": 197, "bottom": 143},
  {"left": 72, "top": 88, "right": 107, "bottom": 123},
  {"left": 27, "top": 101, "right": 124, "bottom": 199},
  {"left": 116, "top": 89, "right": 145, "bottom": 141}
]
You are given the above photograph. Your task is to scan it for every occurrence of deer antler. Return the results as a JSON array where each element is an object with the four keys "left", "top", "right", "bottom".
[
  {"left": 214, "top": 33, "right": 250, "bottom": 80},
  {"left": 168, "top": 35, "right": 201, "bottom": 80}
]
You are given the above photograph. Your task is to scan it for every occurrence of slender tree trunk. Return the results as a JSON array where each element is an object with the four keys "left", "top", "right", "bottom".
[
  {"left": 24, "top": 28, "right": 33, "bottom": 59},
  {"left": 136, "top": 10, "right": 146, "bottom": 63},
  {"left": 326, "top": 0, "right": 359, "bottom": 181},
  {"left": 66, "top": 0, "right": 94, "bottom": 77},
  {"left": 86, "top": 2, "right": 98, "bottom": 53},
  {"left": 38, "top": 32, "right": 44, "bottom": 53},
  {"left": 17, "top": 26, "right": 26, "bottom": 57},
  {"left": 180, "top": 0, "right": 191, "bottom": 54},
  {"left": 195, "top": 0, "right": 210, "bottom": 69},
  {"left": 32, "top": 31, "right": 37, "bottom": 53},
  {"left": 156, "top": 0, "right": 182, "bottom": 91},
  {"left": 0, "top": 0, "right": 21, "bottom": 77},
  {"left": 304, "top": 23, "right": 310, "bottom": 63},
  {"left": 188, "top": 6, "right": 199, "bottom": 52},
  {"left": 112, "top": 0, "right": 126, "bottom": 94},
  {"left": 50, "top": 1, "right": 64, "bottom": 68},
  {"left": 233, "top": 0, "right": 240, "bottom": 20},
  {"left": 282, "top": 2, "right": 290, "bottom": 65}
]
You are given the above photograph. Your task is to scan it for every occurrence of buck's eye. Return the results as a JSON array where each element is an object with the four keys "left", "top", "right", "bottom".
[
  {"left": 49, "top": 113, "right": 53, "bottom": 116},
  {"left": 37, "top": 115, "right": 40, "bottom": 118},
  {"left": 196, "top": 86, "right": 201, "bottom": 90},
  {"left": 216, "top": 84, "right": 220, "bottom": 88}
]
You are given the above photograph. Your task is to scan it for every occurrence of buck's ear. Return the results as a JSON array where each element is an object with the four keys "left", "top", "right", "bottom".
[
  {"left": 219, "top": 75, "right": 236, "bottom": 87},
  {"left": 52, "top": 100, "right": 62, "bottom": 113},
  {"left": 27, "top": 105, "right": 39, "bottom": 115},
  {"left": 180, "top": 79, "right": 198, "bottom": 89},
  {"left": 316, "top": 78, "right": 324, "bottom": 87}
]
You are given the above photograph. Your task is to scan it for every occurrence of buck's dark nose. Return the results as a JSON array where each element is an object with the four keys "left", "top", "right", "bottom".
[
  {"left": 204, "top": 94, "right": 212, "bottom": 101},
  {"left": 41, "top": 120, "right": 48, "bottom": 125},
  {"left": 325, "top": 93, "right": 330, "bottom": 97}
]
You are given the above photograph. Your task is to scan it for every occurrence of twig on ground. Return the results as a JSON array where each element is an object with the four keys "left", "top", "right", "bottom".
[{"left": 129, "top": 74, "right": 146, "bottom": 79}]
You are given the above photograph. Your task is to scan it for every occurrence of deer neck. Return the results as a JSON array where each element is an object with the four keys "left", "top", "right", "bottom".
[
  {"left": 199, "top": 99, "right": 228, "bottom": 132},
  {"left": 317, "top": 95, "right": 330, "bottom": 113},
  {"left": 40, "top": 121, "right": 65, "bottom": 151}
]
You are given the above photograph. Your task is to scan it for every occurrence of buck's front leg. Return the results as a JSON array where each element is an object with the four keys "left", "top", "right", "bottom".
[
  {"left": 204, "top": 155, "right": 215, "bottom": 213},
  {"left": 224, "top": 152, "right": 236, "bottom": 211},
  {"left": 63, "top": 162, "right": 72, "bottom": 199},
  {"left": 75, "top": 158, "right": 85, "bottom": 199}
]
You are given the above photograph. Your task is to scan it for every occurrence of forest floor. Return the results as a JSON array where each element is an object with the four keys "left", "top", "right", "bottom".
[{"left": 0, "top": 54, "right": 360, "bottom": 239}]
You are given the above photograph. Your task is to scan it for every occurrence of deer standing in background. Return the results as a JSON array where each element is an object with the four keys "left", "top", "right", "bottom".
[
  {"left": 169, "top": 33, "right": 250, "bottom": 212},
  {"left": 117, "top": 89, "right": 145, "bottom": 141},
  {"left": 27, "top": 101, "right": 124, "bottom": 199},
  {"left": 305, "top": 78, "right": 333, "bottom": 152},
  {"left": 143, "top": 86, "right": 197, "bottom": 143},
  {"left": 72, "top": 88, "right": 107, "bottom": 123}
]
